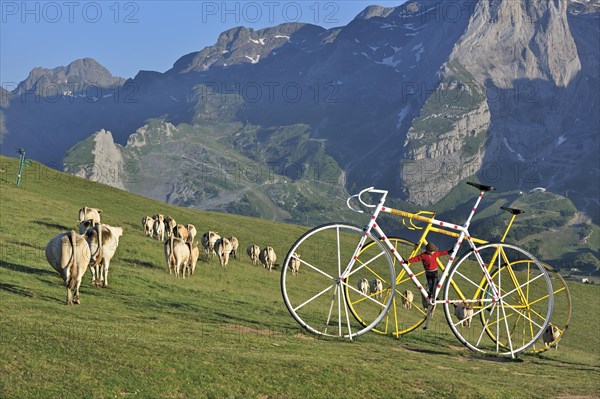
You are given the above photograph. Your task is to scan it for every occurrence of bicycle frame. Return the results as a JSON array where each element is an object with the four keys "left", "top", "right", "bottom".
[
  {"left": 385, "top": 207, "right": 523, "bottom": 306},
  {"left": 345, "top": 186, "right": 500, "bottom": 307}
]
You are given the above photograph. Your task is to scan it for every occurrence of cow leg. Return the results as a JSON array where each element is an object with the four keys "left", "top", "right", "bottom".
[
  {"left": 92, "top": 265, "right": 99, "bottom": 286},
  {"left": 66, "top": 287, "right": 73, "bottom": 305},
  {"left": 96, "top": 264, "right": 102, "bottom": 287},
  {"left": 73, "top": 280, "right": 82, "bottom": 304},
  {"left": 90, "top": 264, "right": 98, "bottom": 286},
  {"left": 102, "top": 260, "right": 109, "bottom": 288}
]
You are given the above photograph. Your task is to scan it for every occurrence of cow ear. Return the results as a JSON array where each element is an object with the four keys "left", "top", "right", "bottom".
[{"left": 97, "top": 209, "right": 103, "bottom": 213}]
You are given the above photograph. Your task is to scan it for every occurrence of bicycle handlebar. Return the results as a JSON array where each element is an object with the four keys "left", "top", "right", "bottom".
[
  {"left": 348, "top": 183, "right": 492, "bottom": 215},
  {"left": 347, "top": 187, "right": 388, "bottom": 213}
]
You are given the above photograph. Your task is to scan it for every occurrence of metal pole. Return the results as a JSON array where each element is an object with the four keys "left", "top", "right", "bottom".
[{"left": 16, "top": 149, "right": 25, "bottom": 187}]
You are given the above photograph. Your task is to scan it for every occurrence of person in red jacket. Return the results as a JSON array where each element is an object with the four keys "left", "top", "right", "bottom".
[{"left": 407, "top": 243, "right": 450, "bottom": 300}]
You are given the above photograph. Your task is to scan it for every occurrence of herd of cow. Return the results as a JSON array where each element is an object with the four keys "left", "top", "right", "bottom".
[
  {"left": 141, "top": 213, "right": 280, "bottom": 277},
  {"left": 44, "top": 207, "right": 289, "bottom": 305}
]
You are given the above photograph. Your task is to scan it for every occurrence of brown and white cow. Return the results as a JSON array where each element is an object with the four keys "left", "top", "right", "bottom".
[
  {"left": 215, "top": 237, "right": 233, "bottom": 267},
  {"left": 259, "top": 246, "right": 277, "bottom": 271},
  {"left": 153, "top": 218, "right": 165, "bottom": 241},
  {"left": 142, "top": 216, "right": 154, "bottom": 237},
  {"left": 543, "top": 324, "right": 561, "bottom": 349},
  {"left": 357, "top": 277, "right": 369, "bottom": 296},
  {"left": 185, "top": 242, "right": 200, "bottom": 277},
  {"left": 84, "top": 224, "right": 124, "bottom": 288},
  {"left": 402, "top": 290, "right": 414, "bottom": 309},
  {"left": 228, "top": 236, "right": 239, "bottom": 260},
  {"left": 201, "top": 231, "right": 221, "bottom": 258},
  {"left": 173, "top": 224, "right": 189, "bottom": 243},
  {"left": 45, "top": 231, "right": 91, "bottom": 305},
  {"left": 453, "top": 304, "right": 474, "bottom": 328},
  {"left": 164, "top": 216, "right": 177, "bottom": 238},
  {"left": 369, "top": 279, "right": 383, "bottom": 300},
  {"left": 164, "top": 236, "right": 190, "bottom": 278},
  {"left": 288, "top": 252, "right": 301, "bottom": 275},
  {"left": 247, "top": 244, "right": 260, "bottom": 265},
  {"left": 186, "top": 224, "right": 197, "bottom": 244},
  {"left": 78, "top": 219, "right": 94, "bottom": 235},
  {"left": 78, "top": 207, "right": 102, "bottom": 225}
]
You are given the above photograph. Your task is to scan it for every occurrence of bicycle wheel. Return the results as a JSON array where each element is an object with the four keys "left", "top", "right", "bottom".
[
  {"left": 443, "top": 243, "right": 553, "bottom": 357},
  {"left": 281, "top": 223, "right": 396, "bottom": 339},
  {"left": 346, "top": 237, "right": 431, "bottom": 337},
  {"left": 485, "top": 262, "right": 571, "bottom": 354}
]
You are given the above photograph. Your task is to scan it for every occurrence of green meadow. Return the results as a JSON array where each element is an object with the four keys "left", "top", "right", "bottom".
[{"left": 0, "top": 156, "right": 598, "bottom": 399}]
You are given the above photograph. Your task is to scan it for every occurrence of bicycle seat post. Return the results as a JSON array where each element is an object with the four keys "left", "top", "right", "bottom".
[{"left": 463, "top": 182, "right": 496, "bottom": 229}]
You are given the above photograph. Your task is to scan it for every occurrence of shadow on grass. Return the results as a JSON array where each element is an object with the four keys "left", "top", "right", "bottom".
[
  {"left": 0, "top": 259, "right": 56, "bottom": 277},
  {"left": 9, "top": 241, "right": 45, "bottom": 251},
  {"left": 33, "top": 221, "right": 72, "bottom": 231},
  {"left": 474, "top": 354, "right": 524, "bottom": 363},
  {"left": 122, "top": 258, "right": 159, "bottom": 269},
  {"left": 530, "top": 356, "right": 600, "bottom": 371},
  {"left": 0, "top": 282, "right": 34, "bottom": 297},
  {"left": 398, "top": 341, "right": 524, "bottom": 362},
  {"left": 401, "top": 346, "right": 455, "bottom": 357}
]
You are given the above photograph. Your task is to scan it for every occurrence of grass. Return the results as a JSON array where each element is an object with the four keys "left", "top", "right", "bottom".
[{"left": 0, "top": 156, "right": 599, "bottom": 398}]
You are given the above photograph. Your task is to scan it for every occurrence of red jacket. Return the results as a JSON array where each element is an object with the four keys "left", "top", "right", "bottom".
[{"left": 408, "top": 250, "right": 449, "bottom": 272}]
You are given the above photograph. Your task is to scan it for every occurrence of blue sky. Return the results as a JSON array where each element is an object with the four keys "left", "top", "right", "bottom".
[{"left": 1, "top": 1, "right": 405, "bottom": 87}]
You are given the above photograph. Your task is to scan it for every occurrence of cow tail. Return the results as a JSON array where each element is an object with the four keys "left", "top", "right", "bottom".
[
  {"left": 169, "top": 235, "right": 175, "bottom": 267},
  {"left": 96, "top": 224, "right": 103, "bottom": 265},
  {"left": 68, "top": 231, "right": 78, "bottom": 289}
]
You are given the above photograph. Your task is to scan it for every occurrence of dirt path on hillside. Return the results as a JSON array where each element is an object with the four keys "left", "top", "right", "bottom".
[{"left": 518, "top": 211, "right": 589, "bottom": 245}]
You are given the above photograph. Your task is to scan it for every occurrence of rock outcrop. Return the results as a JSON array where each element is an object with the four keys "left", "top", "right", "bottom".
[{"left": 68, "top": 130, "right": 127, "bottom": 190}]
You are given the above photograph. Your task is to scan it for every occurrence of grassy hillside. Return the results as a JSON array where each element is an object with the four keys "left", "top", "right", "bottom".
[
  {"left": 433, "top": 180, "right": 600, "bottom": 278},
  {"left": 0, "top": 156, "right": 599, "bottom": 399}
]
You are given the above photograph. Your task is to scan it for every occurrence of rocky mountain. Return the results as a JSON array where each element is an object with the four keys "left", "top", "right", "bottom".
[
  {"left": 2, "top": 0, "right": 598, "bottom": 227},
  {"left": 170, "top": 23, "right": 326, "bottom": 73},
  {"left": 400, "top": 0, "right": 587, "bottom": 204},
  {"left": 14, "top": 58, "right": 125, "bottom": 96},
  {"left": 568, "top": 0, "right": 600, "bottom": 14}
]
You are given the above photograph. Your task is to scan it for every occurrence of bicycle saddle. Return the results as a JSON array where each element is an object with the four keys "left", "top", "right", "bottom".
[
  {"left": 466, "top": 182, "right": 496, "bottom": 192},
  {"left": 501, "top": 206, "right": 525, "bottom": 215}
]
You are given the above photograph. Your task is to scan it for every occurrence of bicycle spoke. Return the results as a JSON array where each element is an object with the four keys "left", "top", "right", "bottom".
[
  {"left": 443, "top": 243, "right": 553, "bottom": 356},
  {"left": 282, "top": 223, "right": 395, "bottom": 339},
  {"left": 294, "top": 283, "right": 336, "bottom": 313}
]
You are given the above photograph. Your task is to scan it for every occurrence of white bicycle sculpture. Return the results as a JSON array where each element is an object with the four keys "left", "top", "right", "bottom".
[{"left": 281, "top": 183, "right": 554, "bottom": 357}]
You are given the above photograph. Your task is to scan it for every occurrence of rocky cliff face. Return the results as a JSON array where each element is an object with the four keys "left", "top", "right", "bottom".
[
  {"left": 401, "top": 60, "right": 490, "bottom": 204},
  {"left": 400, "top": 0, "right": 588, "bottom": 205},
  {"left": 451, "top": 0, "right": 580, "bottom": 88},
  {"left": 66, "top": 129, "right": 127, "bottom": 190}
]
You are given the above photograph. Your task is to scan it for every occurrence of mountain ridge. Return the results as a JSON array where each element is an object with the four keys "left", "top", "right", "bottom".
[
  {"left": 1, "top": 0, "right": 598, "bottom": 226},
  {"left": 14, "top": 58, "right": 125, "bottom": 96}
]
